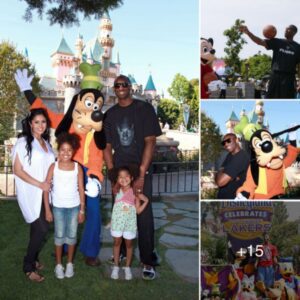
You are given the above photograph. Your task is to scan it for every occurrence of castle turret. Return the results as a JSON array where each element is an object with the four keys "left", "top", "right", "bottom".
[
  {"left": 99, "top": 12, "right": 114, "bottom": 63},
  {"left": 240, "top": 108, "right": 246, "bottom": 117},
  {"left": 226, "top": 110, "right": 239, "bottom": 133},
  {"left": 128, "top": 74, "right": 142, "bottom": 93},
  {"left": 255, "top": 100, "right": 265, "bottom": 125},
  {"left": 63, "top": 73, "right": 81, "bottom": 113},
  {"left": 144, "top": 74, "right": 157, "bottom": 100},
  {"left": 51, "top": 37, "right": 75, "bottom": 87},
  {"left": 74, "top": 34, "right": 84, "bottom": 74}
]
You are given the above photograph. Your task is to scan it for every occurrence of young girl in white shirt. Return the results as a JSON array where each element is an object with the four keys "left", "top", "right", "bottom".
[{"left": 43, "top": 132, "right": 85, "bottom": 279}]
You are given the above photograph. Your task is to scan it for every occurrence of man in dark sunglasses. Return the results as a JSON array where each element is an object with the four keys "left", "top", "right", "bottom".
[
  {"left": 104, "top": 75, "right": 162, "bottom": 280},
  {"left": 215, "top": 133, "right": 250, "bottom": 199}
]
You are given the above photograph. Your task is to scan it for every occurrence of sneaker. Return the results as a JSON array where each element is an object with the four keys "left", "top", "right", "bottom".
[
  {"left": 55, "top": 264, "right": 65, "bottom": 279},
  {"left": 123, "top": 267, "right": 132, "bottom": 280},
  {"left": 65, "top": 262, "right": 74, "bottom": 278},
  {"left": 111, "top": 266, "right": 119, "bottom": 280},
  {"left": 142, "top": 266, "right": 156, "bottom": 281}
]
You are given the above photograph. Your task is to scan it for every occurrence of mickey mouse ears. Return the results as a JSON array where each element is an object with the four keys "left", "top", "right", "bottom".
[{"left": 79, "top": 62, "right": 103, "bottom": 90}]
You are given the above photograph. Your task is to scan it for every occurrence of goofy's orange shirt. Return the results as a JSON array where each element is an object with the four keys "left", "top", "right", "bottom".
[{"left": 237, "top": 145, "right": 298, "bottom": 199}]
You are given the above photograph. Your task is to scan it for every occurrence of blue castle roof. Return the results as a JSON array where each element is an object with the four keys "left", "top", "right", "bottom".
[
  {"left": 145, "top": 74, "right": 156, "bottom": 91},
  {"left": 228, "top": 111, "right": 239, "bottom": 122},
  {"left": 128, "top": 74, "right": 137, "bottom": 85},
  {"left": 55, "top": 37, "right": 73, "bottom": 55},
  {"left": 82, "top": 37, "right": 104, "bottom": 64}
]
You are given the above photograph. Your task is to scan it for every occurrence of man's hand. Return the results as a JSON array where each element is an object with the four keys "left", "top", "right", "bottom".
[
  {"left": 133, "top": 176, "right": 145, "bottom": 195},
  {"left": 239, "top": 25, "right": 249, "bottom": 35},
  {"left": 14, "top": 69, "right": 34, "bottom": 92}
]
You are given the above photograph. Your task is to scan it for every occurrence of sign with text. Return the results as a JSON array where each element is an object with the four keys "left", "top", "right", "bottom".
[{"left": 220, "top": 201, "right": 273, "bottom": 251}]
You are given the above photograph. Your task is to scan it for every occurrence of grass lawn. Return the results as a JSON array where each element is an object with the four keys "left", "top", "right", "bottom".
[{"left": 0, "top": 199, "right": 198, "bottom": 300}]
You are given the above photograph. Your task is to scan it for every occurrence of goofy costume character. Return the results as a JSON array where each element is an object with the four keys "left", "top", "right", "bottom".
[
  {"left": 236, "top": 125, "right": 300, "bottom": 199},
  {"left": 15, "top": 63, "right": 105, "bottom": 266}
]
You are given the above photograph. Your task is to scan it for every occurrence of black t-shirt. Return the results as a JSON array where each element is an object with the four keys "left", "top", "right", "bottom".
[
  {"left": 104, "top": 100, "right": 162, "bottom": 168},
  {"left": 217, "top": 150, "right": 250, "bottom": 199},
  {"left": 265, "top": 38, "right": 300, "bottom": 74}
]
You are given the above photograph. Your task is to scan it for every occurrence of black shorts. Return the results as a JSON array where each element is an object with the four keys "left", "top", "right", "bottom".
[{"left": 267, "top": 72, "right": 296, "bottom": 99}]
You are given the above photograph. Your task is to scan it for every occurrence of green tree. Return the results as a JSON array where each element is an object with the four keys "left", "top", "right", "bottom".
[
  {"left": 157, "top": 99, "right": 180, "bottom": 129},
  {"left": 21, "top": 0, "right": 123, "bottom": 27},
  {"left": 0, "top": 41, "right": 40, "bottom": 143},
  {"left": 223, "top": 19, "right": 247, "bottom": 77},
  {"left": 201, "top": 112, "right": 222, "bottom": 167},
  {"left": 168, "top": 75, "right": 199, "bottom": 129},
  {"left": 241, "top": 53, "right": 272, "bottom": 79},
  {"left": 187, "top": 78, "right": 199, "bottom": 128},
  {"left": 270, "top": 221, "right": 297, "bottom": 254},
  {"left": 168, "top": 73, "right": 192, "bottom": 103},
  {"left": 271, "top": 202, "right": 289, "bottom": 226}
]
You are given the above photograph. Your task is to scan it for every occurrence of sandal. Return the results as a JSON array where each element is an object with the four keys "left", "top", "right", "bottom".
[
  {"left": 35, "top": 261, "right": 44, "bottom": 271},
  {"left": 26, "top": 271, "right": 45, "bottom": 283}
]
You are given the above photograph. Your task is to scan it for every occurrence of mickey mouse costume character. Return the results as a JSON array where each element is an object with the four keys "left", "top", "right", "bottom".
[
  {"left": 201, "top": 37, "right": 217, "bottom": 99},
  {"left": 236, "top": 125, "right": 300, "bottom": 199},
  {"left": 15, "top": 63, "right": 105, "bottom": 266}
]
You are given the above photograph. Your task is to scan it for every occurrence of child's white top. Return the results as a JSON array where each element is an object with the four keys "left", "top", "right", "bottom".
[
  {"left": 12, "top": 137, "right": 55, "bottom": 223},
  {"left": 51, "top": 161, "right": 80, "bottom": 208}
]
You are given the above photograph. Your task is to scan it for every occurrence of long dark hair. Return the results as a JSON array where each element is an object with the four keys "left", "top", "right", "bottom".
[{"left": 18, "top": 108, "right": 51, "bottom": 164}]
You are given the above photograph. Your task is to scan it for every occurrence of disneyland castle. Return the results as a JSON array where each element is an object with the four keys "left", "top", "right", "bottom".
[
  {"left": 225, "top": 100, "right": 269, "bottom": 133},
  {"left": 39, "top": 12, "right": 160, "bottom": 113}
]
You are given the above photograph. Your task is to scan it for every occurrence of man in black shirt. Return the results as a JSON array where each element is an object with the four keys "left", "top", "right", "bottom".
[
  {"left": 215, "top": 133, "right": 249, "bottom": 199},
  {"left": 240, "top": 24, "right": 300, "bottom": 98},
  {"left": 104, "top": 75, "right": 162, "bottom": 280}
]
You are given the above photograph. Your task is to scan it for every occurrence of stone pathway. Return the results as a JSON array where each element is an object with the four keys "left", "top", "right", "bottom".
[{"left": 99, "top": 199, "right": 199, "bottom": 283}]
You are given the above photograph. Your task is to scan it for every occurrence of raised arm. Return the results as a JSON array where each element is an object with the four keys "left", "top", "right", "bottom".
[
  {"left": 14, "top": 69, "right": 36, "bottom": 104},
  {"left": 14, "top": 69, "right": 63, "bottom": 128},
  {"left": 240, "top": 25, "right": 267, "bottom": 47}
]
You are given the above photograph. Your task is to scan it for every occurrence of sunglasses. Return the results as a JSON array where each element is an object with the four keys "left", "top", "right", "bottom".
[
  {"left": 114, "top": 82, "right": 130, "bottom": 89},
  {"left": 221, "top": 138, "right": 232, "bottom": 146}
]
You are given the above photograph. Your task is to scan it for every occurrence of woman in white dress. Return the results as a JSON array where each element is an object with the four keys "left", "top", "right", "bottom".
[{"left": 12, "top": 108, "right": 55, "bottom": 282}]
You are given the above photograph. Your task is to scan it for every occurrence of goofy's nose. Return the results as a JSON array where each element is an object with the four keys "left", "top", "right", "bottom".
[
  {"left": 91, "top": 111, "right": 103, "bottom": 122},
  {"left": 261, "top": 140, "right": 273, "bottom": 153}
]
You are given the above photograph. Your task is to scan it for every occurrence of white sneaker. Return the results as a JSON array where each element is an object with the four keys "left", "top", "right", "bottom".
[
  {"left": 65, "top": 262, "right": 74, "bottom": 278},
  {"left": 55, "top": 264, "right": 64, "bottom": 279},
  {"left": 111, "top": 266, "right": 119, "bottom": 280},
  {"left": 123, "top": 267, "right": 132, "bottom": 280}
]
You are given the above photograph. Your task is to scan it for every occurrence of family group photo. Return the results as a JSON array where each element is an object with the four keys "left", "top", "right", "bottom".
[{"left": 0, "top": 0, "right": 199, "bottom": 299}]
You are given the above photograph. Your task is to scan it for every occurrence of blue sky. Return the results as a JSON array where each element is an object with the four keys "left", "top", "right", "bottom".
[
  {"left": 0, "top": 0, "right": 198, "bottom": 98},
  {"left": 201, "top": 0, "right": 300, "bottom": 60},
  {"left": 201, "top": 100, "right": 300, "bottom": 139}
]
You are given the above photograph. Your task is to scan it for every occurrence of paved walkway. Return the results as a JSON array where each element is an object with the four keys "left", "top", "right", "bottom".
[{"left": 99, "top": 199, "right": 199, "bottom": 283}]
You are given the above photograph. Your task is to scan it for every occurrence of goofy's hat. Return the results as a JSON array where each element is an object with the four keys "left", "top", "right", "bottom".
[{"left": 79, "top": 62, "right": 103, "bottom": 90}]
